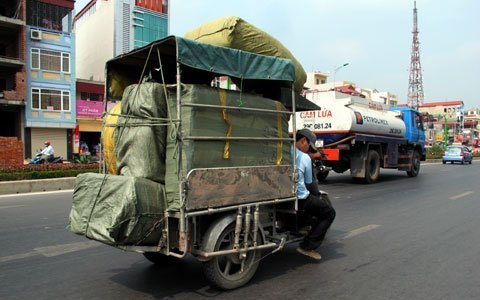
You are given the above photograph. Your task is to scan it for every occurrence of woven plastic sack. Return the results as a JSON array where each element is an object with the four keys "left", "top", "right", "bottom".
[{"left": 184, "top": 16, "right": 306, "bottom": 93}]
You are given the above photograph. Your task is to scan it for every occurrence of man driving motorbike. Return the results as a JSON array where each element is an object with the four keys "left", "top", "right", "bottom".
[
  {"left": 40, "top": 140, "right": 54, "bottom": 163},
  {"left": 295, "top": 129, "right": 336, "bottom": 260}
]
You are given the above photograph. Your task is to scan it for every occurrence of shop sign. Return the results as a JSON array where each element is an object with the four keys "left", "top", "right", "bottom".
[
  {"left": 76, "top": 100, "right": 118, "bottom": 117},
  {"left": 76, "top": 100, "right": 103, "bottom": 117}
]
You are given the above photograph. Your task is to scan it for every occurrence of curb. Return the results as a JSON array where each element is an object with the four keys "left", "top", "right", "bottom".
[{"left": 0, "top": 177, "right": 75, "bottom": 196}]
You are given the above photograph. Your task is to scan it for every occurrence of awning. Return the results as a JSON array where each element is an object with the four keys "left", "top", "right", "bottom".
[{"left": 77, "top": 118, "right": 102, "bottom": 132}]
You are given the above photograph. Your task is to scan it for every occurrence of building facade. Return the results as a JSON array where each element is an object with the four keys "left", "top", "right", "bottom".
[
  {"left": 0, "top": 1, "right": 26, "bottom": 165},
  {"left": 304, "top": 71, "right": 398, "bottom": 106},
  {"left": 416, "top": 101, "right": 466, "bottom": 146},
  {"left": 75, "top": 0, "right": 169, "bottom": 82},
  {"left": 464, "top": 108, "right": 480, "bottom": 147},
  {"left": 24, "top": 0, "right": 76, "bottom": 160},
  {"left": 73, "top": 0, "right": 169, "bottom": 154}
]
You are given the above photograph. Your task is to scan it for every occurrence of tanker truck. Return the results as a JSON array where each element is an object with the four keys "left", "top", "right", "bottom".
[{"left": 294, "top": 94, "right": 426, "bottom": 183}]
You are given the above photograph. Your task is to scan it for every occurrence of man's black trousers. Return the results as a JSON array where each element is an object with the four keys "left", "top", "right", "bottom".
[{"left": 299, "top": 193, "right": 336, "bottom": 250}]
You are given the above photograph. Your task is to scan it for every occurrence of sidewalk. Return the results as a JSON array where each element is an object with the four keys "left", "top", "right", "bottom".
[{"left": 0, "top": 177, "right": 75, "bottom": 196}]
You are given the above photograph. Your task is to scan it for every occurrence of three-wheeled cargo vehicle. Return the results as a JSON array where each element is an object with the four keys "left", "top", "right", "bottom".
[{"left": 69, "top": 36, "right": 327, "bottom": 290}]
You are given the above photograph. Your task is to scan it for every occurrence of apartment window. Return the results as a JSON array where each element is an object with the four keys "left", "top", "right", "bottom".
[
  {"left": 31, "top": 49, "right": 39, "bottom": 68},
  {"left": 80, "top": 92, "right": 101, "bottom": 101},
  {"left": 31, "top": 48, "right": 70, "bottom": 73},
  {"left": 26, "top": 0, "right": 71, "bottom": 32},
  {"left": 62, "top": 53, "right": 70, "bottom": 73},
  {"left": 31, "top": 88, "right": 70, "bottom": 111}
]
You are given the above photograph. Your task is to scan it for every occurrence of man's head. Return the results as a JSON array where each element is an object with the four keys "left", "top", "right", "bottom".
[
  {"left": 295, "top": 129, "right": 318, "bottom": 154},
  {"left": 44, "top": 140, "right": 51, "bottom": 146}
]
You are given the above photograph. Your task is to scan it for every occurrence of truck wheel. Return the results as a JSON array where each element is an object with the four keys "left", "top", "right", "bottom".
[
  {"left": 143, "top": 252, "right": 177, "bottom": 265},
  {"left": 407, "top": 150, "right": 421, "bottom": 177},
  {"left": 364, "top": 150, "right": 380, "bottom": 183},
  {"left": 316, "top": 170, "right": 329, "bottom": 182},
  {"left": 202, "top": 222, "right": 261, "bottom": 290}
]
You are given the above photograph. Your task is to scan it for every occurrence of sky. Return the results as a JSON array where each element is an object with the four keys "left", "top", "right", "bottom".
[{"left": 74, "top": 0, "right": 480, "bottom": 109}]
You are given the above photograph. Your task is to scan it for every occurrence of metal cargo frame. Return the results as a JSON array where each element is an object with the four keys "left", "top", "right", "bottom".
[{"left": 104, "top": 36, "right": 302, "bottom": 258}]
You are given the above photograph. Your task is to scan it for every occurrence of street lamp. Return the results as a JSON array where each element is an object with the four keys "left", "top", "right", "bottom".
[{"left": 332, "top": 63, "right": 349, "bottom": 91}]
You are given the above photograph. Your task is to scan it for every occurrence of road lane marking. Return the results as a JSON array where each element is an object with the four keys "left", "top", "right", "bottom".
[
  {"left": 449, "top": 191, "right": 473, "bottom": 200},
  {"left": 338, "top": 224, "right": 381, "bottom": 241},
  {"left": 0, "top": 205, "right": 27, "bottom": 209},
  {"left": 0, "top": 241, "right": 101, "bottom": 263},
  {"left": 34, "top": 241, "right": 101, "bottom": 257},
  {"left": 0, "top": 251, "right": 37, "bottom": 263},
  {"left": 0, "top": 189, "right": 73, "bottom": 199}
]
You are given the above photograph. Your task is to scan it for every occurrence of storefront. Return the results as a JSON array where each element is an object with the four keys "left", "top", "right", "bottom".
[
  {"left": 75, "top": 99, "right": 102, "bottom": 156},
  {"left": 30, "top": 127, "right": 68, "bottom": 159},
  {"left": 75, "top": 99, "right": 116, "bottom": 156}
]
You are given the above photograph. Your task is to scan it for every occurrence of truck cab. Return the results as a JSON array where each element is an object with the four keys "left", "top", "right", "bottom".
[{"left": 391, "top": 107, "right": 426, "bottom": 159}]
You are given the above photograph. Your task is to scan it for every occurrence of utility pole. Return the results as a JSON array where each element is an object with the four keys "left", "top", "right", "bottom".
[{"left": 407, "top": 1, "right": 424, "bottom": 110}]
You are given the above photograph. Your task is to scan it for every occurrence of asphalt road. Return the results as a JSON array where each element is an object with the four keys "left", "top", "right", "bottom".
[{"left": 0, "top": 162, "right": 479, "bottom": 300}]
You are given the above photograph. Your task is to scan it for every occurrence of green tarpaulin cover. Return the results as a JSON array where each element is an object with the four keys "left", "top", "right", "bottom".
[
  {"left": 70, "top": 173, "right": 166, "bottom": 246},
  {"left": 116, "top": 83, "right": 168, "bottom": 183},
  {"left": 106, "top": 36, "right": 295, "bottom": 100},
  {"left": 164, "top": 84, "right": 292, "bottom": 210}
]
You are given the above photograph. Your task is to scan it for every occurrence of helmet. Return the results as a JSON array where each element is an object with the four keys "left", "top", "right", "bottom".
[{"left": 44, "top": 140, "right": 51, "bottom": 145}]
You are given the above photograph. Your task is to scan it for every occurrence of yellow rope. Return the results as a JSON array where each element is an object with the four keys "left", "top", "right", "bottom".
[
  {"left": 219, "top": 89, "right": 232, "bottom": 159},
  {"left": 275, "top": 102, "right": 283, "bottom": 165}
]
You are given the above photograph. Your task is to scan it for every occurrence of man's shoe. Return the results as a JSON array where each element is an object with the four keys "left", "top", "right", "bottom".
[{"left": 296, "top": 247, "right": 322, "bottom": 260}]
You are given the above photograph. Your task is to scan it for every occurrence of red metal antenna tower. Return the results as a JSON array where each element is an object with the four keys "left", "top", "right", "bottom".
[{"left": 407, "top": 0, "right": 424, "bottom": 109}]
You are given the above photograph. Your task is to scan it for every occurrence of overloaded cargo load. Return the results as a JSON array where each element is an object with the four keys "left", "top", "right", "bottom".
[
  {"left": 103, "top": 82, "right": 292, "bottom": 211},
  {"left": 184, "top": 16, "right": 307, "bottom": 93},
  {"left": 69, "top": 173, "right": 166, "bottom": 246}
]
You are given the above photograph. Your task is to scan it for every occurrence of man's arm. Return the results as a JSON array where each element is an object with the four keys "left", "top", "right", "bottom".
[{"left": 303, "top": 157, "right": 321, "bottom": 196}]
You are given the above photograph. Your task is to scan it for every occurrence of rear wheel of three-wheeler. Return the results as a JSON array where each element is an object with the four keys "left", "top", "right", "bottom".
[
  {"left": 407, "top": 150, "right": 421, "bottom": 177},
  {"left": 202, "top": 223, "right": 261, "bottom": 290}
]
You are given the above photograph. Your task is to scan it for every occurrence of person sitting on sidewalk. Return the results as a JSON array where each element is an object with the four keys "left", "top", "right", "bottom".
[{"left": 294, "top": 129, "right": 336, "bottom": 260}]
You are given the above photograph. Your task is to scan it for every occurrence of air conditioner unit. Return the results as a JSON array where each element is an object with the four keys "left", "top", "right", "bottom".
[{"left": 31, "top": 29, "right": 42, "bottom": 41}]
